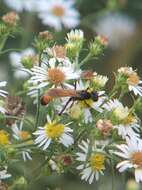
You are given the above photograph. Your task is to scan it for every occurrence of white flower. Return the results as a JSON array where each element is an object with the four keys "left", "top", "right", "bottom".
[
  {"left": 56, "top": 80, "right": 106, "bottom": 123},
  {"left": 103, "top": 99, "right": 140, "bottom": 139},
  {"left": 66, "top": 29, "right": 84, "bottom": 43},
  {"left": 76, "top": 140, "right": 106, "bottom": 184},
  {"left": 37, "top": 0, "right": 80, "bottom": 30},
  {"left": 0, "top": 81, "right": 7, "bottom": 98},
  {"left": 9, "top": 48, "right": 35, "bottom": 79},
  {"left": 115, "top": 137, "right": 142, "bottom": 183},
  {"left": 0, "top": 167, "right": 11, "bottom": 180},
  {"left": 28, "top": 58, "right": 80, "bottom": 90},
  {"left": 77, "top": 81, "right": 106, "bottom": 123},
  {"left": 33, "top": 115, "right": 74, "bottom": 150},
  {"left": 93, "top": 75, "right": 108, "bottom": 89},
  {"left": 12, "top": 122, "right": 32, "bottom": 161},
  {"left": 95, "top": 12, "right": 136, "bottom": 48},
  {"left": 4, "top": 0, "right": 37, "bottom": 12},
  {"left": 118, "top": 67, "right": 142, "bottom": 96}
]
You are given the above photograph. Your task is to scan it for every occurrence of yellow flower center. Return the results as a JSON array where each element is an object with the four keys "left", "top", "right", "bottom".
[
  {"left": 20, "top": 131, "right": 30, "bottom": 140},
  {"left": 122, "top": 114, "right": 136, "bottom": 125},
  {"left": 89, "top": 153, "right": 105, "bottom": 171},
  {"left": 80, "top": 99, "right": 93, "bottom": 108},
  {"left": 127, "top": 73, "right": 140, "bottom": 86},
  {"left": 113, "top": 106, "right": 129, "bottom": 120},
  {"left": 0, "top": 130, "right": 9, "bottom": 145},
  {"left": 48, "top": 68, "right": 66, "bottom": 85},
  {"left": 45, "top": 121, "right": 65, "bottom": 139},
  {"left": 51, "top": 5, "right": 65, "bottom": 17},
  {"left": 131, "top": 152, "right": 142, "bottom": 167}
]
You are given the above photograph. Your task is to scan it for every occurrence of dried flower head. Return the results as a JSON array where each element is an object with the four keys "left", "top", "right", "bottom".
[
  {"left": 81, "top": 71, "right": 97, "bottom": 80},
  {"left": 48, "top": 45, "right": 66, "bottom": 59},
  {"left": 2, "top": 12, "right": 19, "bottom": 26},
  {"left": 0, "top": 182, "right": 8, "bottom": 190},
  {"left": 39, "top": 31, "right": 53, "bottom": 41},
  {"left": 96, "top": 119, "right": 113, "bottom": 136},
  {"left": 5, "top": 96, "right": 26, "bottom": 125}
]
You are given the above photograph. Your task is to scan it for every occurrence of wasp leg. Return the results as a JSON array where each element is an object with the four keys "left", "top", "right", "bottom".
[{"left": 58, "top": 97, "right": 73, "bottom": 116}]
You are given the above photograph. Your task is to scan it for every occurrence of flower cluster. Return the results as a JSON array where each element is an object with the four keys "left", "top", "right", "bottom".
[
  {"left": 3, "top": 0, "right": 80, "bottom": 30},
  {"left": 0, "top": 25, "right": 142, "bottom": 189}
]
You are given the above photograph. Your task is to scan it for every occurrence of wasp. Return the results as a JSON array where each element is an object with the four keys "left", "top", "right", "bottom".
[{"left": 41, "top": 88, "right": 99, "bottom": 115}]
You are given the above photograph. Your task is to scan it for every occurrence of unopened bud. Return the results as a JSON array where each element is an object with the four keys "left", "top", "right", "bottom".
[
  {"left": 39, "top": 31, "right": 53, "bottom": 41},
  {"left": 2, "top": 12, "right": 19, "bottom": 26},
  {"left": 21, "top": 55, "right": 39, "bottom": 69}
]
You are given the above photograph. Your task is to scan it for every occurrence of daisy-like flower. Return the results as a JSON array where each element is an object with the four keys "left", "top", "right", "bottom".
[
  {"left": 77, "top": 81, "right": 106, "bottom": 123},
  {"left": 9, "top": 48, "right": 35, "bottom": 79},
  {"left": 76, "top": 139, "right": 106, "bottom": 184},
  {"left": 0, "top": 167, "right": 11, "bottom": 180},
  {"left": 28, "top": 58, "right": 81, "bottom": 90},
  {"left": 0, "top": 81, "right": 7, "bottom": 98},
  {"left": 4, "top": 0, "right": 37, "bottom": 12},
  {"left": 115, "top": 137, "right": 142, "bottom": 183},
  {"left": 118, "top": 67, "right": 142, "bottom": 96},
  {"left": 33, "top": 115, "right": 74, "bottom": 150},
  {"left": 37, "top": 0, "right": 80, "bottom": 30},
  {"left": 103, "top": 99, "right": 140, "bottom": 139},
  {"left": 95, "top": 12, "right": 136, "bottom": 48},
  {"left": 12, "top": 122, "right": 32, "bottom": 161}
]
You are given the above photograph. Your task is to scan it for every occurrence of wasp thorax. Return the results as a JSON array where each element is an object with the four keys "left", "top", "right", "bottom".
[
  {"left": 48, "top": 68, "right": 66, "bottom": 85},
  {"left": 91, "top": 91, "right": 99, "bottom": 101}
]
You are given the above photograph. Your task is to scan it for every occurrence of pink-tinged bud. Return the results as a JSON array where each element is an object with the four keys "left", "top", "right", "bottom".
[
  {"left": 2, "top": 12, "right": 19, "bottom": 26},
  {"left": 96, "top": 119, "right": 113, "bottom": 136}
]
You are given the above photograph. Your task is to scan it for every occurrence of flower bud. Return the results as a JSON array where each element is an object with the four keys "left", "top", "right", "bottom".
[
  {"left": 89, "top": 35, "right": 108, "bottom": 56},
  {"left": 69, "top": 104, "right": 82, "bottom": 119},
  {"left": 96, "top": 119, "right": 113, "bottom": 136},
  {"left": 21, "top": 55, "right": 39, "bottom": 69},
  {"left": 2, "top": 12, "right": 19, "bottom": 27}
]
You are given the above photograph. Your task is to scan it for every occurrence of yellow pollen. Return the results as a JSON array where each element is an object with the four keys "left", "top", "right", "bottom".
[
  {"left": 80, "top": 99, "right": 93, "bottom": 108},
  {"left": 20, "top": 131, "right": 30, "bottom": 140},
  {"left": 51, "top": 5, "right": 65, "bottom": 17},
  {"left": 89, "top": 153, "right": 105, "bottom": 171},
  {"left": 122, "top": 114, "right": 136, "bottom": 125},
  {"left": 127, "top": 73, "right": 140, "bottom": 86},
  {"left": 48, "top": 68, "right": 66, "bottom": 85},
  {"left": 45, "top": 121, "right": 65, "bottom": 139},
  {"left": 131, "top": 152, "right": 142, "bottom": 167},
  {"left": 0, "top": 130, "right": 9, "bottom": 145}
]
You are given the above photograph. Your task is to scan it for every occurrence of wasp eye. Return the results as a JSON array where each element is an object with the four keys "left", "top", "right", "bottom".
[
  {"left": 40, "top": 95, "right": 52, "bottom": 105},
  {"left": 91, "top": 91, "right": 99, "bottom": 101}
]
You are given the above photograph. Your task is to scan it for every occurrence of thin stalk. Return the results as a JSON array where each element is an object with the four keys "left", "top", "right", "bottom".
[
  {"left": 34, "top": 51, "right": 42, "bottom": 130},
  {"left": 0, "top": 35, "right": 8, "bottom": 52},
  {"left": 111, "top": 158, "right": 115, "bottom": 190},
  {"left": 79, "top": 53, "right": 92, "bottom": 67}
]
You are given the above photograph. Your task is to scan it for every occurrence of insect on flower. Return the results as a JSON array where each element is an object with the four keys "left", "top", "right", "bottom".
[{"left": 40, "top": 88, "right": 99, "bottom": 115}]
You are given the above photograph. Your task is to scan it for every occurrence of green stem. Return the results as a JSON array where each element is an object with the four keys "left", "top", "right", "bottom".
[
  {"left": 79, "top": 53, "right": 92, "bottom": 67},
  {"left": 0, "top": 35, "right": 8, "bottom": 53},
  {"left": 111, "top": 158, "right": 115, "bottom": 190},
  {"left": 0, "top": 48, "right": 21, "bottom": 55},
  {"left": 34, "top": 51, "right": 42, "bottom": 130}
]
